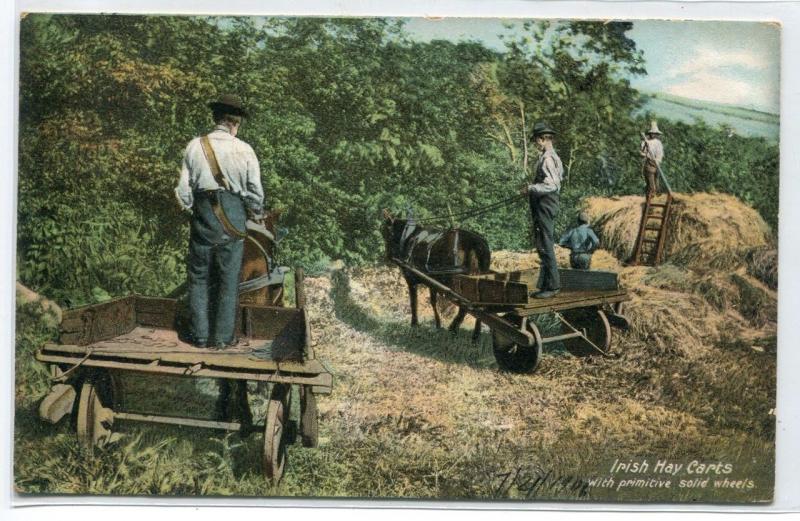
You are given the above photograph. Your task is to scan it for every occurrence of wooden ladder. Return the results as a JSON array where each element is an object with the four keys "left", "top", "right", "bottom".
[{"left": 630, "top": 161, "right": 674, "bottom": 266}]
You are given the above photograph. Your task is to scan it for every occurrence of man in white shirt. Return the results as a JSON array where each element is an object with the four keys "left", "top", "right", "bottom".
[
  {"left": 175, "top": 94, "right": 265, "bottom": 349},
  {"left": 521, "top": 122, "right": 564, "bottom": 299},
  {"left": 640, "top": 121, "right": 664, "bottom": 197}
]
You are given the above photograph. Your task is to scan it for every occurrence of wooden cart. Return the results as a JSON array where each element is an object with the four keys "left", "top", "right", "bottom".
[
  {"left": 392, "top": 259, "right": 631, "bottom": 373},
  {"left": 35, "top": 270, "right": 332, "bottom": 482}
]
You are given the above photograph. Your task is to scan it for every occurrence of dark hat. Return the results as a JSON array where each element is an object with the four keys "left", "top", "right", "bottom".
[
  {"left": 208, "top": 94, "right": 248, "bottom": 117},
  {"left": 532, "top": 121, "right": 557, "bottom": 138}
]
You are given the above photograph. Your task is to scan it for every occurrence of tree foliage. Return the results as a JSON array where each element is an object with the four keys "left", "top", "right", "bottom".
[{"left": 17, "top": 15, "right": 779, "bottom": 304}]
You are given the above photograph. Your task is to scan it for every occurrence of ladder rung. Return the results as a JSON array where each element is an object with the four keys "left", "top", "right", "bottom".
[
  {"left": 649, "top": 203, "right": 667, "bottom": 208},
  {"left": 642, "top": 239, "right": 657, "bottom": 243},
  {"left": 645, "top": 226, "right": 662, "bottom": 231}
]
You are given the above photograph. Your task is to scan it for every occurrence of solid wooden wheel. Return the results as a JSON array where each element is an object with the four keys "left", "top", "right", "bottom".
[
  {"left": 607, "top": 302, "right": 632, "bottom": 331},
  {"left": 76, "top": 372, "right": 115, "bottom": 450},
  {"left": 560, "top": 308, "right": 612, "bottom": 356},
  {"left": 491, "top": 314, "right": 543, "bottom": 373},
  {"left": 262, "top": 384, "right": 290, "bottom": 481},
  {"left": 299, "top": 386, "right": 319, "bottom": 448}
]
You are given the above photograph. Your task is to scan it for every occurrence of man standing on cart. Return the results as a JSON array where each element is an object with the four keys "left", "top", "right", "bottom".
[
  {"left": 175, "top": 94, "right": 265, "bottom": 349},
  {"left": 521, "top": 122, "right": 564, "bottom": 299}
]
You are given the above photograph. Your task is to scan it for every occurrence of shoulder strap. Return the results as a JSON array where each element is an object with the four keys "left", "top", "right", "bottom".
[{"left": 200, "top": 135, "right": 230, "bottom": 190}]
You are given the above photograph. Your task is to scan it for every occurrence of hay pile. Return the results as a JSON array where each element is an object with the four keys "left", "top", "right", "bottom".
[
  {"left": 490, "top": 248, "right": 621, "bottom": 273},
  {"left": 583, "top": 193, "right": 774, "bottom": 272}
]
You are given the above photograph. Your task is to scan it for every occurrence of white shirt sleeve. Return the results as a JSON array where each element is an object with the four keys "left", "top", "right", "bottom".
[
  {"left": 243, "top": 144, "right": 265, "bottom": 212},
  {"left": 529, "top": 157, "right": 561, "bottom": 195},
  {"left": 175, "top": 142, "right": 194, "bottom": 210}
]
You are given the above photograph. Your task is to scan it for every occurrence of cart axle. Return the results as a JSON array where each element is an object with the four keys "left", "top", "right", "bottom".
[
  {"left": 540, "top": 330, "right": 584, "bottom": 344},
  {"left": 114, "top": 411, "right": 264, "bottom": 433}
]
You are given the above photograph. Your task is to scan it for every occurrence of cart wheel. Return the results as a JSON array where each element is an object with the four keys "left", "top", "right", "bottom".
[
  {"left": 607, "top": 302, "right": 631, "bottom": 331},
  {"left": 299, "top": 386, "right": 319, "bottom": 448},
  {"left": 492, "top": 315, "right": 543, "bottom": 373},
  {"left": 561, "top": 308, "right": 612, "bottom": 356},
  {"left": 262, "top": 384, "right": 290, "bottom": 482},
  {"left": 262, "top": 399, "right": 287, "bottom": 481},
  {"left": 76, "top": 372, "right": 115, "bottom": 450}
]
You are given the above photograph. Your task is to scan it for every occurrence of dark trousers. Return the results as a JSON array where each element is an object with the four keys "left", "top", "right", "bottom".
[
  {"left": 187, "top": 191, "right": 246, "bottom": 346},
  {"left": 570, "top": 253, "right": 592, "bottom": 270},
  {"left": 530, "top": 192, "right": 560, "bottom": 291}
]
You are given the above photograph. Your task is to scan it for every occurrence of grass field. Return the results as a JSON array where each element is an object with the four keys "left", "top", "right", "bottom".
[
  {"left": 641, "top": 92, "right": 779, "bottom": 141},
  {"left": 14, "top": 242, "right": 776, "bottom": 503}
]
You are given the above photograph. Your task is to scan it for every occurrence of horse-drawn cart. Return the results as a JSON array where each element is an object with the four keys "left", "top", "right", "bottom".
[
  {"left": 35, "top": 269, "right": 332, "bottom": 482},
  {"left": 391, "top": 259, "right": 630, "bottom": 373}
]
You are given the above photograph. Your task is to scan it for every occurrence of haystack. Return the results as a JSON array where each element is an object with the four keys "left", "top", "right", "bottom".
[
  {"left": 583, "top": 193, "right": 773, "bottom": 271},
  {"left": 490, "top": 248, "right": 621, "bottom": 273}
]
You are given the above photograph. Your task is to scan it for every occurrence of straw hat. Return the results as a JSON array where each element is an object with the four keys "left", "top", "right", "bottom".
[{"left": 646, "top": 121, "right": 662, "bottom": 135}]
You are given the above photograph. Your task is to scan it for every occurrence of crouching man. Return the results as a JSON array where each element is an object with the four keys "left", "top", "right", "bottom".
[{"left": 559, "top": 212, "right": 600, "bottom": 270}]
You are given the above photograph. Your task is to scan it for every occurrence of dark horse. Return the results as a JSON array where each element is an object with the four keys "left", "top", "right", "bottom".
[{"left": 381, "top": 209, "right": 491, "bottom": 340}]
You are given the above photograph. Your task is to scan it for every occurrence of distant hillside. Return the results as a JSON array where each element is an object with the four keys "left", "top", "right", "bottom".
[{"left": 640, "top": 92, "right": 779, "bottom": 141}]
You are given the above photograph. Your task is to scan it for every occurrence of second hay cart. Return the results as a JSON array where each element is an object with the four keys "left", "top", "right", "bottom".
[{"left": 393, "top": 259, "right": 631, "bottom": 372}]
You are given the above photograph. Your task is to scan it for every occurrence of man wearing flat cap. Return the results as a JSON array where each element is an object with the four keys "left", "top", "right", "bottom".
[
  {"left": 520, "top": 122, "right": 564, "bottom": 298},
  {"left": 640, "top": 121, "right": 664, "bottom": 197},
  {"left": 175, "top": 94, "right": 265, "bottom": 349}
]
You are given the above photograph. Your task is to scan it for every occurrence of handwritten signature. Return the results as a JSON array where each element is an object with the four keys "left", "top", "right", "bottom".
[{"left": 492, "top": 464, "right": 590, "bottom": 499}]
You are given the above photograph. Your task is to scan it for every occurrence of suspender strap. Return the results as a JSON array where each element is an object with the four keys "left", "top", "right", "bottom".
[
  {"left": 199, "top": 135, "right": 246, "bottom": 239},
  {"left": 200, "top": 135, "right": 230, "bottom": 190}
]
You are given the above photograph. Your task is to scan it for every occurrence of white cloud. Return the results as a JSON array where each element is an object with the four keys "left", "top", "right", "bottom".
[
  {"left": 669, "top": 47, "right": 767, "bottom": 79},
  {"left": 665, "top": 71, "right": 772, "bottom": 108}
]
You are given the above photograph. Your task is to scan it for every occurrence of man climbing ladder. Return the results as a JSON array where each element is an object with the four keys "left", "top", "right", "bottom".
[{"left": 631, "top": 121, "right": 673, "bottom": 266}]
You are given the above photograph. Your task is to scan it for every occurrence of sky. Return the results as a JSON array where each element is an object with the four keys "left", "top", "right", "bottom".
[{"left": 402, "top": 18, "right": 780, "bottom": 114}]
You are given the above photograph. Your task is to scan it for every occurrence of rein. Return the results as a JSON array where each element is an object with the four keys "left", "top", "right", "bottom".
[{"left": 415, "top": 194, "right": 525, "bottom": 225}]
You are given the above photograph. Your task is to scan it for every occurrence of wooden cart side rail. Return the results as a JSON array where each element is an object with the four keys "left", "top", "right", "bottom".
[
  {"left": 456, "top": 268, "right": 620, "bottom": 292},
  {"left": 59, "top": 295, "right": 310, "bottom": 350},
  {"left": 37, "top": 343, "right": 326, "bottom": 375},
  {"left": 60, "top": 296, "right": 138, "bottom": 346},
  {"left": 481, "top": 291, "right": 631, "bottom": 315},
  {"left": 35, "top": 352, "right": 333, "bottom": 391},
  {"left": 391, "top": 258, "right": 535, "bottom": 347}
]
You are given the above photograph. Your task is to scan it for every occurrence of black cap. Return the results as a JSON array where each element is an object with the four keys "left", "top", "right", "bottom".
[
  {"left": 532, "top": 121, "right": 557, "bottom": 138},
  {"left": 208, "top": 94, "right": 248, "bottom": 117}
]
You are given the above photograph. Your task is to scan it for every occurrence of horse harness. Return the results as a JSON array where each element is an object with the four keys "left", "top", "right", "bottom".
[{"left": 400, "top": 220, "right": 464, "bottom": 274}]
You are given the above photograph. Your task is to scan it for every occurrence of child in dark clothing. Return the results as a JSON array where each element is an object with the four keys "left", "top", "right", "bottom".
[{"left": 559, "top": 212, "right": 600, "bottom": 269}]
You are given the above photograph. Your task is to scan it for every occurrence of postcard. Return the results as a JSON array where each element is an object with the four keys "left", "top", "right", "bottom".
[{"left": 13, "top": 12, "right": 780, "bottom": 505}]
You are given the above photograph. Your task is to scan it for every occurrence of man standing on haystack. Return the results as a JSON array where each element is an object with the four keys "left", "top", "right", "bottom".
[
  {"left": 641, "top": 121, "right": 664, "bottom": 197},
  {"left": 521, "top": 122, "right": 564, "bottom": 299},
  {"left": 175, "top": 94, "right": 265, "bottom": 349}
]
